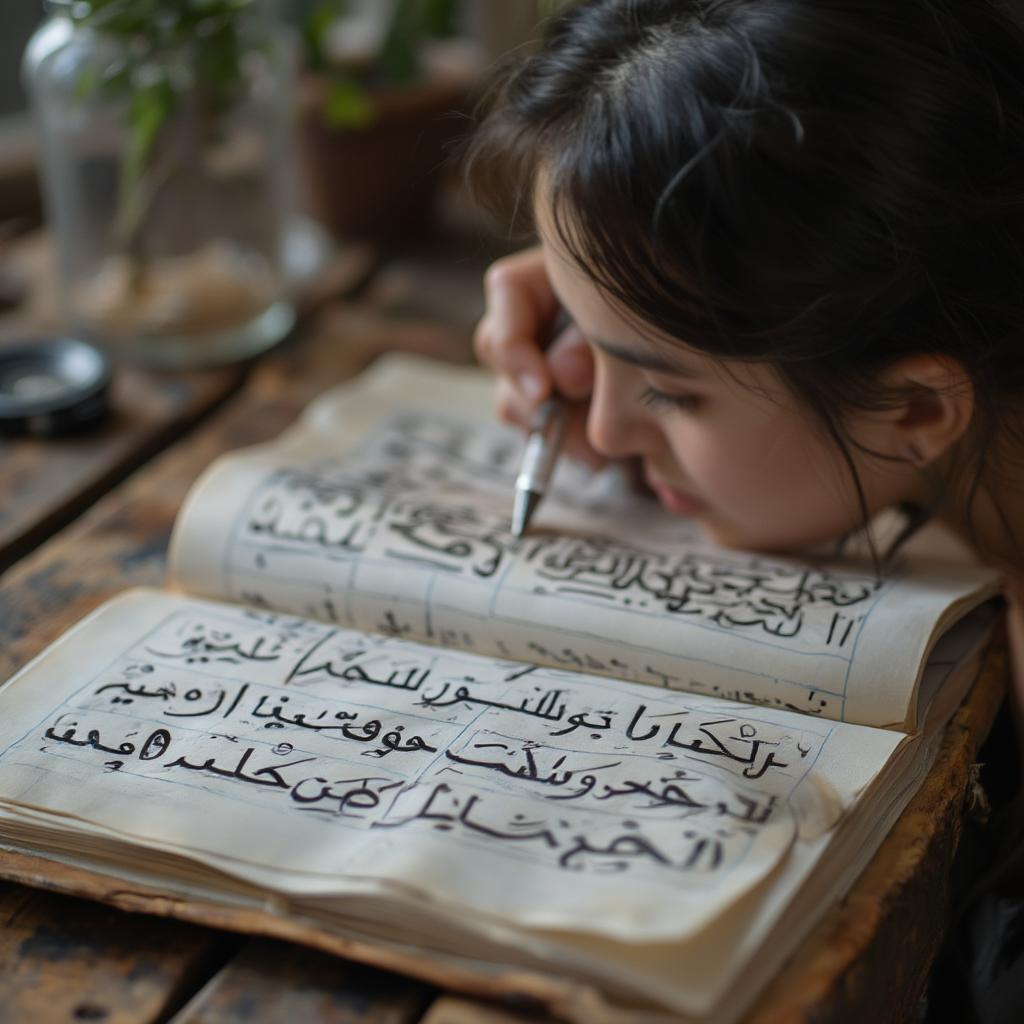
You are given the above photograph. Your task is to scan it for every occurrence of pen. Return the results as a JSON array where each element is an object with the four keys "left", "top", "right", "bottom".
[{"left": 511, "top": 396, "right": 569, "bottom": 537}]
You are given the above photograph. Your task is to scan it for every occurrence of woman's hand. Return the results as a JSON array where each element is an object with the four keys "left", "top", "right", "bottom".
[{"left": 473, "top": 246, "right": 605, "bottom": 468}]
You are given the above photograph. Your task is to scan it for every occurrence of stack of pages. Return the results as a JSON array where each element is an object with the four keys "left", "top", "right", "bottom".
[{"left": 0, "top": 356, "right": 999, "bottom": 1023}]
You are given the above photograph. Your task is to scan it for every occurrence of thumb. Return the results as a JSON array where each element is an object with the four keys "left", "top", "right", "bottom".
[{"left": 547, "top": 324, "right": 594, "bottom": 402}]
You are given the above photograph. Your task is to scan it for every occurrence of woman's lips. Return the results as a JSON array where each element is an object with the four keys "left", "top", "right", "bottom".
[{"left": 645, "top": 470, "right": 707, "bottom": 516}]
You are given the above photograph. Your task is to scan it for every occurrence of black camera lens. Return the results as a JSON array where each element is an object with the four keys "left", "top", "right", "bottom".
[{"left": 0, "top": 337, "right": 112, "bottom": 436}]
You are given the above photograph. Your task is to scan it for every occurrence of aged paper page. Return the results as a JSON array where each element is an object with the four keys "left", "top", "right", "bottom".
[
  {"left": 169, "top": 356, "right": 997, "bottom": 729},
  {"left": 0, "top": 589, "right": 904, "bottom": 948}
]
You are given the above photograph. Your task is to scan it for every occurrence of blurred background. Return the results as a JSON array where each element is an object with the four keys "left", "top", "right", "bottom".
[
  {"left": 0, "top": 1, "right": 564, "bottom": 370},
  {"left": 7, "top": 0, "right": 1021, "bottom": 374},
  {"left": 0, "top": 1, "right": 554, "bottom": 223}
]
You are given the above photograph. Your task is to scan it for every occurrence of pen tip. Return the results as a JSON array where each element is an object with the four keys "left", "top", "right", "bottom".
[{"left": 512, "top": 490, "right": 542, "bottom": 537}]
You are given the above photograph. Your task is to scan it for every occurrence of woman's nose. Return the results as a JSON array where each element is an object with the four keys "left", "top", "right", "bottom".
[{"left": 585, "top": 365, "right": 659, "bottom": 459}]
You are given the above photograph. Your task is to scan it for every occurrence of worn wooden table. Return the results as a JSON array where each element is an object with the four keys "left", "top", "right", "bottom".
[{"left": 0, "top": 224, "right": 1007, "bottom": 1024}]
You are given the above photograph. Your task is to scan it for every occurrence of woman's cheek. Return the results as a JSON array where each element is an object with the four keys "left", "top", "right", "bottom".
[
  {"left": 687, "top": 458, "right": 751, "bottom": 517},
  {"left": 687, "top": 430, "right": 763, "bottom": 498}
]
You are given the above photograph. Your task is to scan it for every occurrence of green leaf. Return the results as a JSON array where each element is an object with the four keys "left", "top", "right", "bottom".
[
  {"left": 98, "top": 58, "right": 133, "bottom": 100},
  {"left": 419, "top": 0, "right": 458, "bottom": 38},
  {"left": 73, "top": 65, "right": 101, "bottom": 102},
  {"left": 376, "top": 0, "right": 421, "bottom": 86},
  {"left": 65, "top": 0, "right": 265, "bottom": 273},
  {"left": 324, "top": 78, "right": 375, "bottom": 130},
  {"left": 116, "top": 73, "right": 177, "bottom": 241},
  {"left": 303, "top": 0, "right": 346, "bottom": 70}
]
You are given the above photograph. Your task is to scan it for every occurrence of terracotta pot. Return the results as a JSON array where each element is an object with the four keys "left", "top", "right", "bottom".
[{"left": 297, "top": 71, "right": 473, "bottom": 240}]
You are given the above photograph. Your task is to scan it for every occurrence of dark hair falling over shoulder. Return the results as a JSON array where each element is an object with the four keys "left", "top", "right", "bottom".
[{"left": 464, "top": 0, "right": 1024, "bottom": 562}]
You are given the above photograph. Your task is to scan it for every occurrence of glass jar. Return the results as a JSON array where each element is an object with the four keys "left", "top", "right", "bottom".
[{"left": 23, "top": 1, "right": 296, "bottom": 369}]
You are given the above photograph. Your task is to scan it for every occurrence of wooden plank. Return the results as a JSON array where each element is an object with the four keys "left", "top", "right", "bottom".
[
  {"left": 745, "top": 645, "right": 1007, "bottom": 1024},
  {"left": 0, "top": 305, "right": 469, "bottom": 679},
  {"left": 171, "top": 938, "right": 433, "bottom": 1024},
  {"left": 363, "top": 239, "right": 490, "bottom": 336},
  {"left": 0, "top": 881, "right": 237, "bottom": 1024},
  {"left": 0, "top": 365, "right": 243, "bottom": 575},
  {"left": 0, "top": 843, "right": 570, "bottom": 1019},
  {"left": 0, "top": 228, "right": 246, "bottom": 575},
  {"left": 0, "top": 230, "right": 380, "bottom": 576}
]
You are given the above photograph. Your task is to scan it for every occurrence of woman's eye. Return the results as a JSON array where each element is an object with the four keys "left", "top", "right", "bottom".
[{"left": 638, "top": 387, "right": 703, "bottom": 413}]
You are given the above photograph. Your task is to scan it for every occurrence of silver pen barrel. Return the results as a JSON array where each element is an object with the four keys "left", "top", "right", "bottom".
[{"left": 511, "top": 398, "right": 568, "bottom": 536}]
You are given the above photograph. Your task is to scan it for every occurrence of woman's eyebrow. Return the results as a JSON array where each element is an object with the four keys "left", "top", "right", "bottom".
[{"left": 590, "top": 335, "right": 701, "bottom": 377}]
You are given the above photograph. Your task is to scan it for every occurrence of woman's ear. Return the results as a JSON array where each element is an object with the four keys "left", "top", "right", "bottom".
[{"left": 876, "top": 355, "right": 974, "bottom": 466}]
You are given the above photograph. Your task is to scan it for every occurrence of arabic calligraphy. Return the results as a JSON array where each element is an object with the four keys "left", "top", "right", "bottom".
[
  {"left": 376, "top": 780, "right": 758, "bottom": 875},
  {"left": 13, "top": 603, "right": 833, "bottom": 888},
  {"left": 528, "top": 539, "right": 880, "bottom": 640},
  {"left": 211, "top": 413, "right": 889, "bottom": 722}
]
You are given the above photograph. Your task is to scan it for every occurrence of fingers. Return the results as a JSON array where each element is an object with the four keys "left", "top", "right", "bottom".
[
  {"left": 476, "top": 246, "right": 606, "bottom": 470},
  {"left": 474, "top": 247, "right": 559, "bottom": 402},
  {"left": 494, "top": 375, "right": 536, "bottom": 432},
  {"left": 495, "top": 378, "right": 605, "bottom": 470}
]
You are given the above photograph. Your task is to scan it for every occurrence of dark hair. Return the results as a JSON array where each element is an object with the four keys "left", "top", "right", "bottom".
[{"left": 466, "top": 0, "right": 1024, "bottom": 555}]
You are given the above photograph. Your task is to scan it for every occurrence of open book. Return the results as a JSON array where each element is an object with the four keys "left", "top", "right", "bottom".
[{"left": 0, "top": 356, "right": 1001, "bottom": 1024}]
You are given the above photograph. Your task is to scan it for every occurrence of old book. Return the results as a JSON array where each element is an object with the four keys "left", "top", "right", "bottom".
[{"left": 0, "top": 355, "right": 1001, "bottom": 1023}]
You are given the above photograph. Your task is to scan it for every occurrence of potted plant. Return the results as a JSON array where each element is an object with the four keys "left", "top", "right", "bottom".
[
  {"left": 292, "top": 0, "right": 479, "bottom": 239},
  {"left": 23, "top": 0, "right": 296, "bottom": 368}
]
